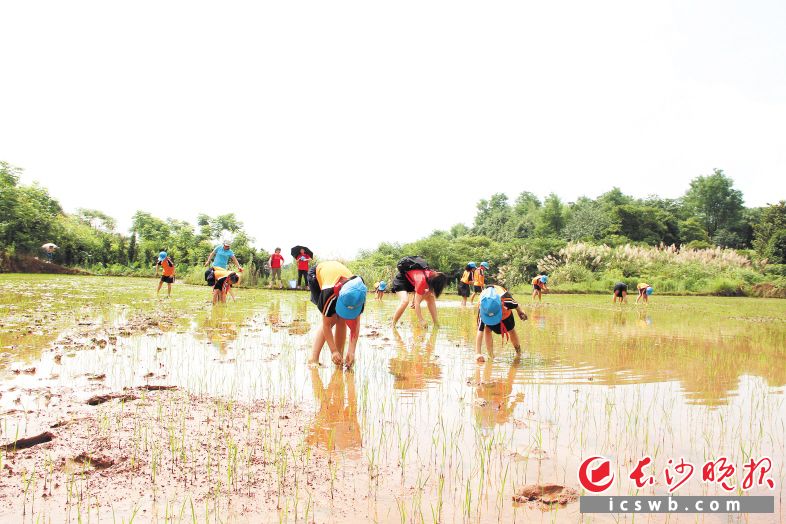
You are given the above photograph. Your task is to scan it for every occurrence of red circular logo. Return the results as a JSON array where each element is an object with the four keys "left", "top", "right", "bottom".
[{"left": 578, "top": 456, "right": 615, "bottom": 492}]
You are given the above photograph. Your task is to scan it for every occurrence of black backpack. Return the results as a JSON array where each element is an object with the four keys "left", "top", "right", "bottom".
[
  {"left": 397, "top": 256, "right": 428, "bottom": 274},
  {"left": 205, "top": 267, "right": 216, "bottom": 286}
]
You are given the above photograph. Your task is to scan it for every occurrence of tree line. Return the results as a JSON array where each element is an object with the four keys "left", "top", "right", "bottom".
[{"left": 1, "top": 160, "right": 785, "bottom": 292}]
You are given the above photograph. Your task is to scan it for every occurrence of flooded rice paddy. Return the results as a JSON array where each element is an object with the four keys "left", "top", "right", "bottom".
[{"left": 0, "top": 274, "right": 784, "bottom": 523}]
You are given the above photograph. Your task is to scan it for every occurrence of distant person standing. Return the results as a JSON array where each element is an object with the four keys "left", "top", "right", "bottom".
[
  {"left": 612, "top": 282, "right": 628, "bottom": 304},
  {"left": 470, "top": 262, "right": 489, "bottom": 304},
  {"left": 155, "top": 251, "right": 175, "bottom": 297},
  {"left": 41, "top": 243, "right": 58, "bottom": 263},
  {"left": 458, "top": 262, "right": 476, "bottom": 307},
  {"left": 205, "top": 239, "right": 243, "bottom": 271},
  {"left": 296, "top": 248, "right": 312, "bottom": 289},
  {"left": 268, "top": 248, "right": 285, "bottom": 289},
  {"left": 636, "top": 282, "right": 653, "bottom": 304}
]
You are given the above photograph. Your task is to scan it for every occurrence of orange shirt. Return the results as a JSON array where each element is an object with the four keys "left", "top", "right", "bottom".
[
  {"left": 473, "top": 267, "right": 485, "bottom": 286},
  {"left": 158, "top": 258, "right": 175, "bottom": 277}
]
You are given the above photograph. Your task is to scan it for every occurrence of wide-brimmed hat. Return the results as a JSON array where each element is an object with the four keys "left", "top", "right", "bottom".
[
  {"left": 479, "top": 287, "right": 502, "bottom": 326},
  {"left": 336, "top": 278, "right": 367, "bottom": 320}
]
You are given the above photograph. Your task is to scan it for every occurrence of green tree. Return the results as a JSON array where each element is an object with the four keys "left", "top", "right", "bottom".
[
  {"left": 612, "top": 204, "right": 673, "bottom": 244},
  {"left": 753, "top": 201, "right": 786, "bottom": 261},
  {"left": 537, "top": 194, "right": 565, "bottom": 236},
  {"left": 563, "top": 199, "right": 612, "bottom": 242},
  {"left": 683, "top": 169, "right": 744, "bottom": 240},
  {"left": 678, "top": 217, "right": 709, "bottom": 244},
  {"left": 473, "top": 193, "right": 512, "bottom": 240}
]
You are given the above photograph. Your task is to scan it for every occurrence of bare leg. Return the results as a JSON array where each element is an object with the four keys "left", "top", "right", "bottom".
[
  {"left": 310, "top": 327, "right": 327, "bottom": 364},
  {"left": 167, "top": 283, "right": 172, "bottom": 297},
  {"left": 484, "top": 328, "right": 494, "bottom": 358},
  {"left": 425, "top": 293, "right": 438, "bottom": 325},
  {"left": 509, "top": 328, "right": 521, "bottom": 353},
  {"left": 392, "top": 291, "right": 409, "bottom": 326},
  {"left": 156, "top": 281, "right": 163, "bottom": 294},
  {"left": 475, "top": 328, "right": 485, "bottom": 362},
  {"left": 335, "top": 321, "right": 347, "bottom": 361}
]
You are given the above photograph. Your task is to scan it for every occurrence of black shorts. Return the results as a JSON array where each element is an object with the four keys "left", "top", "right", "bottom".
[
  {"left": 478, "top": 314, "right": 515, "bottom": 335},
  {"left": 457, "top": 282, "right": 470, "bottom": 297},
  {"left": 533, "top": 283, "right": 542, "bottom": 291},
  {"left": 308, "top": 267, "right": 365, "bottom": 317},
  {"left": 472, "top": 285, "right": 483, "bottom": 293},
  {"left": 391, "top": 272, "right": 414, "bottom": 293},
  {"left": 613, "top": 283, "right": 627, "bottom": 297},
  {"left": 160, "top": 276, "right": 174, "bottom": 284}
]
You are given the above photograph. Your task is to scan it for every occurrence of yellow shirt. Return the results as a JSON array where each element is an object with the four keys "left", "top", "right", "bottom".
[
  {"left": 316, "top": 261, "right": 353, "bottom": 290},
  {"left": 460, "top": 270, "right": 472, "bottom": 284},
  {"left": 637, "top": 283, "right": 650, "bottom": 290},
  {"left": 473, "top": 268, "right": 485, "bottom": 286}
]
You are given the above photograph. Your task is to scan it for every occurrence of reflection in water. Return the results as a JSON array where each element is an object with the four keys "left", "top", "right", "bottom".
[
  {"left": 1, "top": 277, "right": 786, "bottom": 521},
  {"left": 307, "top": 368, "right": 361, "bottom": 452},
  {"left": 473, "top": 357, "right": 523, "bottom": 428},
  {"left": 194, "top": 306, "right": 240, "bottom": 354},
  {"left": 530, "top": 310, "right": 546, "bottom": 330},
  {"left": 388, "top": 327, "right": 441, "bottom": 394},
  {"left": 267, "top": 299, "right": 282, "bottom": 328},
  {"left": 637, "top": 309, "right": 653, "bottom": 327}
]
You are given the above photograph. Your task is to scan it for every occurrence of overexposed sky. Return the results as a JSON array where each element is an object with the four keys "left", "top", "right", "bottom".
[{"left": 2, "top": 0, "right": 785, "bottom": 260}]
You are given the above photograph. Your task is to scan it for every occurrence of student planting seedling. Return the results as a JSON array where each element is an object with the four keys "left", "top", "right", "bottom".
[
  {"left": 211, "top": 268, "right": 240, "bottom": 304},
  {"left": 470, "top": 261, "right": 489, "bottom": 304},
  {"left": 155, "top": 251, "right": 175, "bottom": 297},
  {"left": 636, "top": 282, "right": 654, "bottom": 304},
  {"left": 391, "top": 256, "right": 448, "bottom": 328},
  {"left": 532, "top": 273, "right": 549, "bottom": 302},
  {"left": 307, "top": 260, "right": 367, "bottom": 368},
  {"left": 375, "top": 279, "right": 387, "bottom": 301},
  {"left": 458, "top": 262, "right": 475, "bottom": 306},
  {"left": 612, "top": 282, "right": 628, "bottom": 304},
  {"left": 476, "top": 285, "right": 527, "bottom": 363}
]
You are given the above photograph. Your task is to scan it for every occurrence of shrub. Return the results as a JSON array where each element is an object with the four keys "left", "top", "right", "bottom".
[
  {"left": 708, "top": 277, "right": 744, "bottom": 296},
  {"left": 551, "top": 263, "right": 593, "bottom": 284}
]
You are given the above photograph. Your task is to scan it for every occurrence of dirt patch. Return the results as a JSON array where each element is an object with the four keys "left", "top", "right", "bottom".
[
  {"left": 750, "top": 283, "right": 786, "bottom": 298},
  {"left": 0, "top": 255, "right": 89, "bottom": 275},
  {"left": 2, "top": 431, "right": 54, "bottom": 452},
  {"left": 0, "top": 388, "right": 381, "bottom": 521},
  {"left": 512, "top": 483, "right": 578, "bottom": 506}
]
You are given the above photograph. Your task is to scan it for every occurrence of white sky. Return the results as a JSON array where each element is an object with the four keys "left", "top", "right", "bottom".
[{"left": 2, "top": 0, "right": 785, "bottom": 260}]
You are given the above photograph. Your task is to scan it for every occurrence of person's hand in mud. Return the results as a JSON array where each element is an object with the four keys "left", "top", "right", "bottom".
[
  {"left": 331, "top": 351, "right": 343, "bottom": 366},
  {"left": 344, "top": 351, "right": 355, "bottom": 369},
  {"left": 321, "top": 316, "right": 344, "bottom": 367}
]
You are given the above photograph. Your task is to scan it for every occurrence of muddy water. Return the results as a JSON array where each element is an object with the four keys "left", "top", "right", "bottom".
[{"left": 1, "top": 274, "right": 784, "bottom": 522}]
